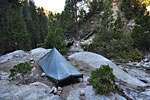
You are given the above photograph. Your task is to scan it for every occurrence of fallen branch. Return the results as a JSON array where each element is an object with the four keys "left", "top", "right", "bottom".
[{"left": 83, "top": 30, "right": 95, "bottom": 40}]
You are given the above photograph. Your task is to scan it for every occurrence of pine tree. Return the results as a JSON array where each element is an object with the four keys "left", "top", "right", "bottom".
[
  {"left": 59, "top": 0, "right": 83, "bottom": 37},
  {"left": 94, "top": 0, "right": 114, "bottom": 43},
  {"left": 44, "top": 28, "right": 67, "bottom": 54},
  {"left": 8, "top": 3, "right": 31, "bottom": 50},
  {"left": 22, "top": 0, "right": 41, "bottom": 48},
  {"left": 37, "top": 7, "right": 48, "bottom": 43},
  {"left": 0, "top": 0, "right": 31, "bottom": 54},
  {"left": 131, "top": 7, "right": 150, "bottom": 51}
]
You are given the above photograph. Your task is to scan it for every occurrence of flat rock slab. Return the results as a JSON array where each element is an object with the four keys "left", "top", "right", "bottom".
[
  {"left": 0, "top": 50, "right": 28, "bottom": 64},
  {"left": 67, "top": 85, "right": 126, "bottom": 100},
  {"left": 30, "top": 48, "right": 51, "bottom": 60},
  {"left": 69, "top": 52, "right": 146, "bottom": 87},
  {"left": 0, "top": 81, "right": 62, "bottom": 100}
]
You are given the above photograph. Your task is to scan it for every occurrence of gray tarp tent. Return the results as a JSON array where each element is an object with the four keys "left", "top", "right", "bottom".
[{"left": 37, "top": 48, "right": 83, "bottom": 84}]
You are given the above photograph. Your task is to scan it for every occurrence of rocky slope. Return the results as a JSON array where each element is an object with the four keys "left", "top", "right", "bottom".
[
  {"left": 0, "top": 81, "right": 61, "bottom": 100},
  {"left": 69, "top": 52, "right": 150, "bottom": 100},
  {"left": 0, "top": 48, "right": 150, "bottom": 100}
]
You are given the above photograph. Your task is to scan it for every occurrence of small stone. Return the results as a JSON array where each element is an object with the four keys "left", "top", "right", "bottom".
[
  {"left": 146, "top": 83, "right": 150, "bottom": 87},
  {"left": 58, "top": 87, "right": 62, "bottom": 91},
  {"left": 50, "top": 87, "right": 55, "bottom": 93},
  {"left": 99, "top": 11, "right": 104, "bottom": 16},
  {"left": 80, "top": 90, "right": 85, "bottom": 96},
  {"left": 141, "top": 91, "right": 150, "bottom": 96},
  {"left": 53, "top": 87, "right": 57, "bottom": 94},
  {"left": 30, "top": 58, "right": 35, "bottom": 64},
  {"left": 129, "top": 61, "right": 132, "bottom": 63},
  {"left": 144, "top": 58, "right": 148, "bottom": 62},
  {"left": 30, "top": 72, "right": 34, "bottom": 77},
  {"left": 31, "top": 67, "right": 36, "bottom": 71},
  {"left": 41, "top": 73, "right": 46, "bottom": 77},
  {"left": 13, "top": 54, "right": 19, "bottom": 58},
  {"left": 136, "top": 63, "right": 140, "bottom": 66},
  {"left": 115, "top": 82, "right": 119, "bottom": 86},
  {"left": 143, "top": 63, "right": 149, "bottom": 68},
  {"left": 34, "top": 74, "right": 40, "bottom": 79},
  {"left": 79, "top": 78, "right": 83, "bottom": 83},
  {"left": 1, "top": 72, "right": 8, "bottom": 75},
  {"left": 139, "top": 62, "right": 144, "bottom": 66},
  {"left": 86, "top": 81, "right": 90, "bottom": 85},
  {"left": 132, "top": 62, "right": 137, "bottom": 65},
  {"left": 57, "top": 91, "right": 61, "bottom": 96},
  {"left": 83, "top": 76, "right": 89, "bottom": 82},
  {"left": 79, "top": 96, "right": 85, "bottom": 100},
  {"left": 145, "top": 88, "right": 150, "bottom": 91}
]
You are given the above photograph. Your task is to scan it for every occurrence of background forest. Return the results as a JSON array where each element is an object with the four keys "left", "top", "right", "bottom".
[{"left": 0, "top": 0, "right": 150, "bottom": 62}]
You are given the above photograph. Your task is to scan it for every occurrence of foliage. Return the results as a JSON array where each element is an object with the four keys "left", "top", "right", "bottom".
[
  {"left": 120, "top": 0, "right": 141, "bottom": 20},
  {"left": 122, "top": 48, "right": 144, "bottom": 62},
  {"left": 0, "top": 0, "right": 49, "bottom": 55},
  {"left": 60, "top": 0, "right": 80, "bottom": 36},
  {"left": 87, "top": 0, "right": 144, "bottom": 62},
  {"left": 120, "top": 0, "right": 150, "bottom": 52},
  {"left": 112, "top": 12, "right": 124, "bottom": 39},
  {"left": 90, "top": 0, "right": 114, "bottom": 49},
  {"left": 37, "top": 7, "right": 48, "bottom": 43},
  {"left": 23, "top": 1, "right": 41, "bottom": 48},
  {"left": 94, "top": 0, "right": 114, "bottom": 38},
  {"left": 44, "top": 28, "right": 67, "bottom": 54},
  {"left": 1, "top": 0, "right": 149, "bottom": 60},
  {"left": 89, "top": 38, "right": 144, "bottom": 62},
  {"left": 60, "top": 0, "right": 99, "bottom": 37},
  {"left": 8, "top": 8, "right": 31, "bottom": 50},
  {"left": 88, "top": 65, "right": 116, "bottom": 95},
  {"left": 131, "top": 11, "right": 150, "bottom": 51},
  {"left": 120, "top": 0, "right": 150, "bottom": 20},
  {"left": 9, "top": 62, "right": 33, "bottom": 83},
  {"left": 0, "top": 0, "right": 31, "bottom": 54},
  {"left": 87, "top": 0, "right": 104, "bottom": 18},
  {"left": 23, "top": 1, "right": 49, "bottom": 48}
]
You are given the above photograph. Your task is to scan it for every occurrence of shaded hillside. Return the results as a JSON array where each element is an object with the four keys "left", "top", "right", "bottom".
[
  {"left": 78, "top": 13, "right": 100, "bottom": 39},
  {"left": 85, "top": 0, "right": 150, "bottom": 62},
  {"left": 0, "top": 0, "right": 150, "bottom": 62}
]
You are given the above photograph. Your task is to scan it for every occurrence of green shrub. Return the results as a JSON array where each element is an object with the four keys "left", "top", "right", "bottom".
[
  {"left": 131, "top": 16, "right": 150, "bottom": 52},
  {"left": 88, "top": 38, "right": 144, "bottom": 62},
  {"left": 122, "top": 48, "right": 144, "bottom": 62},
  {"left": 95, "top": 30, "right": 114, "bottom": 43},
  {"left": 120, "top": 0, "right": 141, "bottom": 20},
  {"left": 44, "top": 28, "right": 67, "bottom": 54},
  {"left": 9, "top": 62, "right": 33, "bottom": 83},
  {"left": 120, "top": 0, "right": 150, "bottom": 52},
  {"left": 88, "top": 65, "right": 116, "bottom": 95}
]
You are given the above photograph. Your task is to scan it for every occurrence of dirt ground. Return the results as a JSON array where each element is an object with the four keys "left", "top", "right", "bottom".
[
  {"left": 59, "top": 60, "right": 94, "bottom": 100},
  {"left": 0, "top": 56, "right": 95, "bottom": 100}
]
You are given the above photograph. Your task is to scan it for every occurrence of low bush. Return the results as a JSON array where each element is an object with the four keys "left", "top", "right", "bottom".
[
  {"left": 44, "top": 28, "right": 67, "bottom": 55},
  {"left": 88, "top": 38, "right": 144, "bottom": 62},
  {"left": 122, "top": 48, "right": 144, "bottom": 62},
  {"left": 88, "top": 65, "right": 116, "bottom": 95},
  {"left": 9, "top": 62, "right": 33, "bottom": 83}
]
